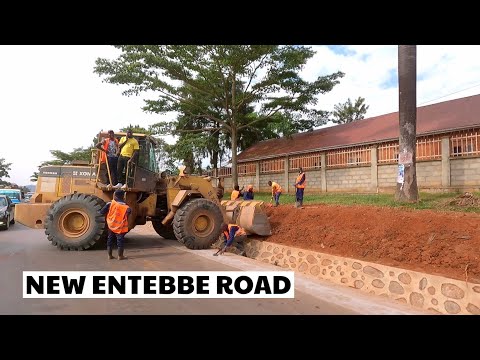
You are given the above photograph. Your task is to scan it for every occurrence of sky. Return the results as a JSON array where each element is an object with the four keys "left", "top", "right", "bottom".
[{"left": 2, "top": 45, "right": 480, "bottom": 186}]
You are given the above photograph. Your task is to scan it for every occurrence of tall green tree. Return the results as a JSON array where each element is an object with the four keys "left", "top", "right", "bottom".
[
  {"left": 94, "top": 45, "right": 344, "bottom": 186},
  {"left": 332, "top": 97, "right": 369, "bottom": 124},
  {"left": 0, "top": 158, "right": 12, "bottom": 186},
  {"left": 30, "top": 147, "right": 92, "bottom": 182}
]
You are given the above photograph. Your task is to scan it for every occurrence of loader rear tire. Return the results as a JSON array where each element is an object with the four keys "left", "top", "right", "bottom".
[
  {"left": 173, "top": 198, "right": 223, "bottom": 249},
  {"left": 152, "top": 219, "right": 176, "bottom": 240},
  {"left": 45, "top": 193, "right": 108, "bottom": 251}
]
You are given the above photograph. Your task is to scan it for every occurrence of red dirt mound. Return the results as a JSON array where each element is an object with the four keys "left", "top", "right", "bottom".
[{"left": 258, "top": 204, "right": 480, "bottom": 283}]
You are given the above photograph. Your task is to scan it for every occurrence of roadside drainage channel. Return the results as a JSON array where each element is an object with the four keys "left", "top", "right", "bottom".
[{"left": 238, "top": 239, "right": 480, "bottom": 315}]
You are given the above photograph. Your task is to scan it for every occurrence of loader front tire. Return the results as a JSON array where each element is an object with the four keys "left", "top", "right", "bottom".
[
  {"left": 45, "top": 193, "right": 108, "bottom": 250},
  {"left": 173, "top": 198, "right": 223, "bottom": 249},
  {"left": 152, "top": 219, "right": 176, "bottom": 240}
]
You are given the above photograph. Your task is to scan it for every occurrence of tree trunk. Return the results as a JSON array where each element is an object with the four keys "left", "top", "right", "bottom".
[
  {"left": 395, "top": 45, "right": 418, "bottom": 202},
  {"left": 210, "top": 122, "right": 219, "bottom": 170},
  {"left": 231, "top": 125, "right": 238, "bottom": 188}
]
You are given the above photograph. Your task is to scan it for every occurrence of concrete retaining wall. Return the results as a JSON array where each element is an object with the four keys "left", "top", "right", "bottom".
[
  {"left": 326, "top": 166, "right": 371, "bottom": 192},
  {"left": 243, "top": 239, "right": 480, "bottom": 315},
  {"left": 451, "top": 157, "right": 480, "bottom": 186}
]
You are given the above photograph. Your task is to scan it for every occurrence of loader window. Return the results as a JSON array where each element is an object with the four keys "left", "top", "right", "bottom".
[{"left": 136, "top": 139, "right": 159, "bottom": 173}]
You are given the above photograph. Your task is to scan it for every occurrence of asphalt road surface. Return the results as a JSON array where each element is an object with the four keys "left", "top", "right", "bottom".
[{"left": 0, "top": 223, "right": 427, "bottom": 315}]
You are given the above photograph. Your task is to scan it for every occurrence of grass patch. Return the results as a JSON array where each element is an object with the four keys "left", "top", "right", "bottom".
[{"left": 225, "top": 191, "right": 480, "bottom": 213}]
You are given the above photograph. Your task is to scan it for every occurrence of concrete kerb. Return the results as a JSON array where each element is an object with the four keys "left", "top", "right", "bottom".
[
  {"left": 238, "top": 239, "right": 480, "bottom": 315},
  {"left": 170, "top": 243, "right": 429, "bottom": 315}
]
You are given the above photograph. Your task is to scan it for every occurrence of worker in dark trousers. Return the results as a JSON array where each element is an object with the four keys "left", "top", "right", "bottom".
[
  {"left": 100, "top": 189, "right": 131, "bottom": 260},
  {"left": 214, "top": 223, "right": 247, "bottom": 256},
  {"left": 294, "top": 167, "right": 306, "bottom": 208}
]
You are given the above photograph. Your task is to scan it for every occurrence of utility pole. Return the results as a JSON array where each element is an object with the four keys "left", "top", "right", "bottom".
[{"left": 395, "top": 45, "right": 419, "bottom": 202}]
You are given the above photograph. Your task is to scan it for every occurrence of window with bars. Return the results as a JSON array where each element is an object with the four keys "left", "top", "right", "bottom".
[
  {"left": 218, "top": 167, "right": 232, "bottom": 177},
  {"left": 378, "top": 136, "right": 442, "bottom": 163},
  {"left": 416, "top": 136, "right": 442, "bottom": 160},
  {"left": 259, "top": 158, "right": 285, "bottom": 174},
  {"left": 237, "top": 162, "right": 256, "bottom": 175},
  {"left": 289, "top": 153, "right": 322, "bottom": 171},
  {"left": 378, "top": 142, "right": 399, "bottom": 163},
  {"left": 327, "top": 146, "right": 371, "bottom": 167},
  {"left": 450, "top": 129, "right": 480, "bottom": 157}
]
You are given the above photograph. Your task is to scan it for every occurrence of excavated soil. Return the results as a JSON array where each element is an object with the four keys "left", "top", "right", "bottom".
[{"left": 256, "top": 204, "right": 480, "bottom": 283}]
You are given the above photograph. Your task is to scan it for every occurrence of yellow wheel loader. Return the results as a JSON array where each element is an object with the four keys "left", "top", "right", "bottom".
[{"left": 16, "top": 131, "right": 271, "bottom": 251}]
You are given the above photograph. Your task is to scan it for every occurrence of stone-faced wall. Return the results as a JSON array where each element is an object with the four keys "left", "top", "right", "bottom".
[
  {"left": 326, "top": 166, "right": 371, "bottom": 192},
  {"left": 244, "top": 239, "right": 480, "bottom": 315},
  {"left": 451, "top": 157, "right": 480, "bottom": 186}
]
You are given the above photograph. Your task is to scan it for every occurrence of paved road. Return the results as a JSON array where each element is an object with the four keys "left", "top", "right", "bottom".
[{"left": 0, "top": 224, "right": 427, "bottom": 315}]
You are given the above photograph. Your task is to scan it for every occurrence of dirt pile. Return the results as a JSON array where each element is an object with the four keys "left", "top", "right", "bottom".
[
  {"left": 257, "top": 204, "right": 480, "bottom": 283},
  {"left": 449, "top": 192, "right": 480, "bottom": 207}
]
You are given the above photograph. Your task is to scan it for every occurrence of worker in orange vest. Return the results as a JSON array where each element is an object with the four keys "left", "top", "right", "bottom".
[
  {"left": 214, "top": 223, "right": 247, "bottom": 256},
  {"left": 268, "top": 180, "right": 282, "bottom": 206},
  {"left": 293, "top": 167, "right": 306, "bottom": 208},
  {"left": 100, "top": 189, "right": 131, "bottom": 260},
  {"left": 95, "top": 130, "right": 119, "bottom": 186},
  {"left": 230, "top": 185, "right": 243, "bottom": 200}
]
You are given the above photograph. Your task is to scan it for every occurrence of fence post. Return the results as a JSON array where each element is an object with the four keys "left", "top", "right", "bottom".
[
  {"left": 321, "top": 152, "right": 327, "bottom": 192},
  {"left": 371, "top": 145, "right": 378, "bottom": 192},
  {"left": 255, "top": 162, "right": 260, "bottom": 192},
  {"left": 441, "top": 136, "right": 450, "bottom": 188},
  {"left": 284, "top": 156, "right": 289, "bottom": 193}
]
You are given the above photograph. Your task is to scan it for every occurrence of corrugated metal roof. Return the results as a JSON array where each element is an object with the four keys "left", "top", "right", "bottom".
[{"left": 238, "top": 94, "right": 480, "bottom": 162}]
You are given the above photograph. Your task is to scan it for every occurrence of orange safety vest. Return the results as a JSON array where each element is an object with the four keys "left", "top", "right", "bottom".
[
  {"left": 107, "top": 200, "right": 129, "bottom": 234},
  {"left": 272, "top": 181, "right": 282, "bottom": 195},
  {"left": 295, "top": 172, "right": 306, "bottom": 189},
  {"left": 231, "top": 190, "right": 240, "bottom": 200},
  {"left": 100, "top": 138, "right": 119, "bottom": 163},
  {"left": 223, "top": 224, "right": 246, "bottom": 239}
]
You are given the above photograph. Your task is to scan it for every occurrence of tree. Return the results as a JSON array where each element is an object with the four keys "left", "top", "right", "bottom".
[
  {"left": 94, "top": 45, "right": 344, "bottom": 186},
  {"left": 332, "top": 97, "right": 369, "bottom": 124},
  {"left": 30, "top": 147, "right": 92, "bottom": 182},
  {"left": 395, "top": 45, "right": 418, "bottom": 202},
  {"left": 0, "top": 158, "right": 12, "bottom": 185}
]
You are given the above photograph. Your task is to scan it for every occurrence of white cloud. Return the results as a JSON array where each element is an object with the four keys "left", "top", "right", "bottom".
[{"left": 2, "top": 45, "right": 480, "bottom": 185}]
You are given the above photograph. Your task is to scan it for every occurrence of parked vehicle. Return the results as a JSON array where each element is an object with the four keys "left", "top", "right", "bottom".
[
  {"left": 0, "top": 195, "right": 15, "bottom": 230},
  {"left": 0, "top": 189, "right": 23, "bottom": 204}
]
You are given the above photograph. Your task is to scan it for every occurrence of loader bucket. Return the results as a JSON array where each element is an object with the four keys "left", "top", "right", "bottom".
[{"left": 220, "top": 200, "right": 272, "bottom": 236}]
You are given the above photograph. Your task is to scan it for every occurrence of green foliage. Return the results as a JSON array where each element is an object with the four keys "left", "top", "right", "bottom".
[
  {"left": 332, "top": 97, "right": 369, "bottom": 124},
  {"left": 227, "top": 191, "right": 480, "bottom": 213},
  {"left": 95, "top": 45, "right": 344, "bottom": 186},
  {"left": 0, "top": 158, "right": 12, "bottom": 182}
]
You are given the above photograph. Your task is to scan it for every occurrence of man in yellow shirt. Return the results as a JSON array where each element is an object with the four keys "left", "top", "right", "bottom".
[{"left": 115, "top": 129, "right": 140, "bottom": 188}]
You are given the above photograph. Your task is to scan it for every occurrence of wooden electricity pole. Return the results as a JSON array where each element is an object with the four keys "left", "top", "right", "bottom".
[{"left": 395, "top": 45, "right": 419, "bottom": 202}]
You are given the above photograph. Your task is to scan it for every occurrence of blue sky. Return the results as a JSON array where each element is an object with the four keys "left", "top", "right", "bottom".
[{"left": 2, "top": 45, "right": 480, "bottom": 185}]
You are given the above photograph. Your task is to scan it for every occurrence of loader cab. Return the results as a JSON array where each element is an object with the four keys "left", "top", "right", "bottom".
[{"left": 95, "top": 131, "right": 160, "bottom": 191}]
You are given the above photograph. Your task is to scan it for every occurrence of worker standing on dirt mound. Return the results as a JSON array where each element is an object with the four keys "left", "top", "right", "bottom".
[
  {"left": 268, "top": 180, "right": 282, "bottom": 206},
  {"left": 214, "top": 223, "right": 247, "bottom": 256},
  {"left": 100, "top": 189, "right": 131, "bottom": 260},
  {"left": 230, "top": 185, "right": 243, "bottom": 200},
  {"left": 243, "top": 184, "right": 254, "bottom": 200},
  {"left": 293, "top": 167, "right": 306, "bottom": 208}
]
